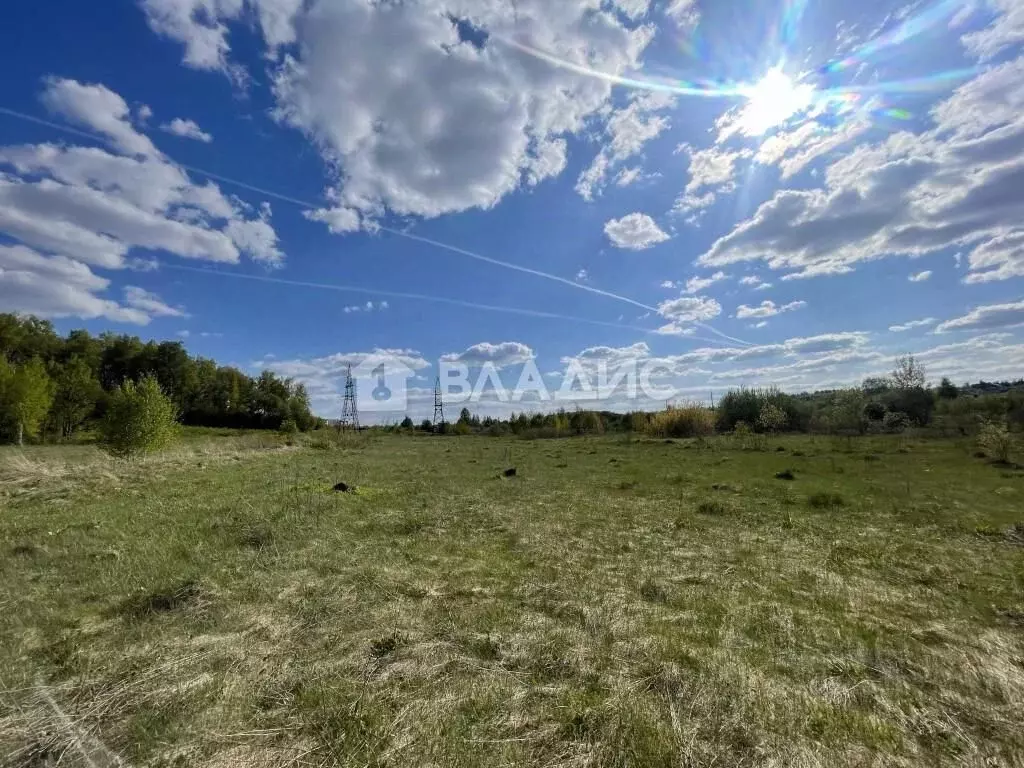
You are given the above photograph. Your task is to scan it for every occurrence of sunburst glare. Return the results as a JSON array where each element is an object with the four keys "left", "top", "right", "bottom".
[{"left": 737, "top": 68, "right": 815, "bottom": 136}]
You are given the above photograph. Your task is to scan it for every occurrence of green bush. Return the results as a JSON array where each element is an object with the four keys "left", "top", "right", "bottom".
[
  {"left": 978, "top": 420, "right": 1013, "bottom": 463},
  {"left": 758, "top": 403, "right": 788, "bottom": 433},
  {"left": 717, "top": 387, "right": 801, "bottom": 433},
  {"left": 882, "top": 411, "right": 911, "bottom": 433},
  {"left": 101, "top": 375, "right": 179, "bottom": 457},
  {"left": 863, "top": 401, "right": 887, "bottom": 422},
  {"left": 884, "top": 386, "right": 935, "bottom": 426}
]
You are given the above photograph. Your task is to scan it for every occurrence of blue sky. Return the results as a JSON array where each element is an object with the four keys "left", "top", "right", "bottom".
[{"left": 1, "top": 0, "right": 1023, "bottom": 419}]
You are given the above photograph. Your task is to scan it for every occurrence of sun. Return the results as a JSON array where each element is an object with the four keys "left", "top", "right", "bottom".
[{"left": 738, "top": 68, "right": 815, "bottom": 136}]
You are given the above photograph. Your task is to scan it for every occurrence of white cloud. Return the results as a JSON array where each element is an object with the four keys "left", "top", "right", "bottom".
[
  {"left": 0, "top": 79, "right": 285, "bottom": 322},
  {"left": 935, "top": 300, "right": 1024, "bottom": 333},
  {"left": 614, "top": 166, "right": 649, "bottom": 187},
  {"left": 698, "top": 55, "right": 1024, "bottom": 283},
  {"left": 681, "top": 144, "right": 748, "bottom": 194},
  {"left": 755, "top": 119, "right": 870, "bottom": 179},
  {"left": 575, "top": 268, "right": 589, "bottom": 283},
  {"left": 441, "top": 341, "right": 535, "bottom": 369},
  {"left": 0, "top": 244, "right": 149, "bottom": 324},
  {"left": 961, "top": 0, "right": 1024, "bottom": 60},
  {"left": 343, "top": 301, "right": 389, "bottom": 313},
  {"left": 614, "top": 0, "right": 651, "bottom": 20},
  {"left": 141, "top": 1, "right": 655, "bottom": 221},
  {"left": 681, "top": 271, "right": 728, "bottom": 295},
  {"left": 654, "top": 324, "right": 698, "bottom": 337},
  {"left": 735, "top": 299, "right": 806, "bottom": 319},
  {"left": 964, "top": 231, "right": 1024, "bottom": 283},
  {"left": 303, "top": 203, "right": 361, "bottom": 234},
  {"left": 525, "top": 138, "right": 568, "bottom": 186},
  {"left": 576, "top": 91, "right": 674, "bottom": 200},
  {"left": 671, "top": 191, "right": 716, "bottom": 218},
  {"left": 0, "top": 142, "right": 282, "bottom": 266},
  {"left": 1, "top": 79, "right": 283, "bottom": 273},
  {"left": 739, "top": 275, "right": 773, "bottom": 290},
  {"left": 124, "top": 286, "right": 188, "bottom": 317},
  {"left": 264, "top": 346, "right": 431, "bottom": 415},
  {"left": 161, "top": 117, "right": 213, "bottom": 142},
  {"left": 561, "top": 342, "right": 651, "bottom": 369},
  {"left": 664, "top": 0, "right": 700, "bottom": 28},
  {"left": 138, "top": 0, "right": 245, "bottom": 74},
  {"left": 604, "top": 212, "right": 670, "bottom": 250},
  {"left": 40, "top": 77, "right": 159, "bottom": 157},
  {"left": 908, "top": 270, "right": 932, "bottom": 282},
  {"left": 889, "top": 317, "right": 937, "bottom": 332},
  {"left": 261, "top": 0, "right": 655, "bottom": 227},
  {"left": 657, "top": 295, "right": 722, "bottom": 323}
]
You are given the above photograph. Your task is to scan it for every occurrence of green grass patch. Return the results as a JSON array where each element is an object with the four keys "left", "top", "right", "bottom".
[{"left": 2, "top": 433, "right": 1024, "bottom": 765}]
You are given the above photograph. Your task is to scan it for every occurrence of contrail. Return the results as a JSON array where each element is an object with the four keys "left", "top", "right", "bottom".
[
  {"left": 0, "top": 105, "right": 752, "bottom": 346},
  {"left": 161, "top": 263, "right": 735, "bottom": 347},
  {"left": 377, "top": 227, "right": 653, "bottom": 312}
]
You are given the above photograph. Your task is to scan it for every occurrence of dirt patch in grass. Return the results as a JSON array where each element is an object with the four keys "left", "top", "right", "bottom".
[
  {"left": 114, "top": 580, "right": 208, "bottom": 620},
  {"left": 808, "top": 492, "right": 846, "bottom": 510},
  {"left": 696, "top": 499, "right": 728, "bottom": 515}
]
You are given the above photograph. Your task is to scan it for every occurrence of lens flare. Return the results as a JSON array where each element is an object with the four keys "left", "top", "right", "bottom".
[
  {"left": 497, "top": 33, "right": 973, "bottom": 141},
  {"left": 825, "top": 0, "right": 972, "bottom": 73}
]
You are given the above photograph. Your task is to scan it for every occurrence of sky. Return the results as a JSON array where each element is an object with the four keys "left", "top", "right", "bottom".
[{"left": 1, "top": 0, "right": 1023, "bottom": 420}]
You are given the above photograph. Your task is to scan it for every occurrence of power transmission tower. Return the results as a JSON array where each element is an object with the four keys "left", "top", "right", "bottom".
[
  {"left": 433, "top": 376, "right": 446, "bottom": 432},
  {"left": 339, "top": 365, "right": 360, "bottom": 431}
]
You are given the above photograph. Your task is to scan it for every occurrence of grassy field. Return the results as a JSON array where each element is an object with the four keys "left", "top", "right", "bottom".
[{"left": 1, "top": 432, "right": 1023, "bottom": 767}]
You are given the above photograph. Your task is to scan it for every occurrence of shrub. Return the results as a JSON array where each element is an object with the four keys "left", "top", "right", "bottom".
[
  {"left": 101, "top": 375, "right": 178, "bottom": 457},
  {"left": 882, "top": 411, "right": 911, "bottom": 433},
  {"left": 570, "top": 409, "right": 604, "bottom": 435},
  {"left": 758, "top": 403, "right": 788, "bottom": 433},
  {"left": 884, "top": 386, "right": 935, "bottom": 426},
  {"left": 717, "top": 387, "right": 801, "bottom": 433},
  {"left": 644, "top": 403, "right": 715, "bottom": 438},
  {"left": 279, "top": 417, "right": 299, "bottom": 435},
  {"left": 733, "top": 421, "right": 753, "bottom": 438},
  {"left": 937, "top": 377, "right": 959, "bottom": 400},
  {"left": 627, "top": 411, "right": 650, "bottom": 433},
  {"left": 978, "top": 420, "right": 1013, "bottom": 463},
  {"left": 825, "top": 389, "right": 867, "bottom": 434},
  {"left": 863, "top": 401, "right": 887, "bottom": 422}
]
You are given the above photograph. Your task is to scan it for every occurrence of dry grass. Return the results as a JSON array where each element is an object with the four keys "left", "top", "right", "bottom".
[
  {"left": 2, "top": 434, "right": 1023, "bottom": 766},
  {"left": 0, "top": 434, "right": 301, "bottom": 503},
  {"left": 643, "top": 403, "right": 716, "bottom": 438}
]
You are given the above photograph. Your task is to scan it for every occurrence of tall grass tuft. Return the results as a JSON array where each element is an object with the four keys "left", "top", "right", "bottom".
[{"left": 643, "top": 403, "right": 715, "bottom": 438}]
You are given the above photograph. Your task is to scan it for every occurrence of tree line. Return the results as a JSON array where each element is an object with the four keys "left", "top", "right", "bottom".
[
  {"left": 0, "top": 313, "right": 317, "bottom": 445},
  {"left": 391, "top": 356, "right": 1024, "bottom": 439}
]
